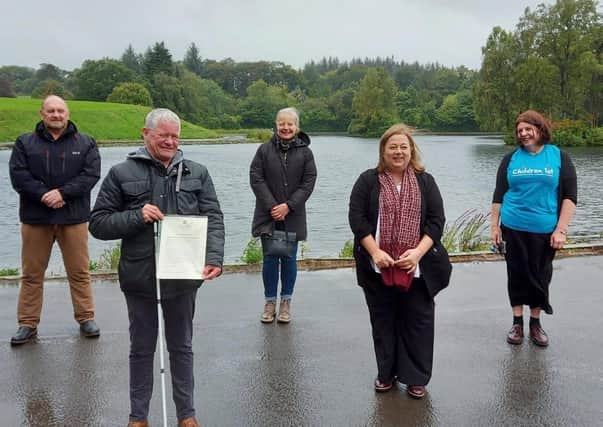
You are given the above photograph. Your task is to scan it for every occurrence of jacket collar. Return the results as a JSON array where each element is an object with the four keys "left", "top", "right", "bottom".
[
  {"left": 270, "top": 131, "right": 311, "bottom": 148},
  {"left": 35, "top": 120, "right": 78, "bottom": 142},
  {"left": 127, "top": 146, "right": 184, "bottom": 174}
]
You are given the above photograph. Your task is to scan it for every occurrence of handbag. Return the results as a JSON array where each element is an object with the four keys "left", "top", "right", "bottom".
[{"left": 262, "top": 223, "right": 297, "bottom": 258}]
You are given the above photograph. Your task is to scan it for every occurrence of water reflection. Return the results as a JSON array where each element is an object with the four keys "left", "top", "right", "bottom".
[
  {"left": 496, "top": 347, "right": 550, "bottom": 423},
  {"left": 12, "top": 345, "right": 60, "bottom": 426},
  {"left": 366, "top": 388, "right": 437, "bottom": 427},
  {"left": 240, "top": 324, "right": 309, "bottom": 426},
  {"left": 10, "top": 338, "right": 107, "bottom": 426}
]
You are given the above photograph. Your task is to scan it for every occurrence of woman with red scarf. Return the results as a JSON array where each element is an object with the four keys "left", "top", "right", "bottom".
[{"left": 348, "top": 124, "right": 452, "bottom": 399}]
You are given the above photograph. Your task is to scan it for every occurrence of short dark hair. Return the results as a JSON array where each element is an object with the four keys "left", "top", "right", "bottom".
[{"left": 515, "top": 110, "right": 553, "bottom": 144}]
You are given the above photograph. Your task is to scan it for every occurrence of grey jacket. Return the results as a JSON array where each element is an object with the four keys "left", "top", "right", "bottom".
[
  {"left": 89, "top": 147, "right": 225, "bottom": 299},
  {"left": 250, "top": 132, "right": 317, "bottom": 240}
]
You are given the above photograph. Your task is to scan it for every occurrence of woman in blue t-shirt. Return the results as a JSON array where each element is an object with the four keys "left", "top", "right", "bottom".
[{"left": 491, "top": 110, "right": 577, "bottom": 347}]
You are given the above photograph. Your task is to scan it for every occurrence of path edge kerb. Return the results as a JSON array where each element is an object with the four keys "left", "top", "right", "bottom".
[{"left": 1, "top": 244, "right": 602, "bottom": 285}]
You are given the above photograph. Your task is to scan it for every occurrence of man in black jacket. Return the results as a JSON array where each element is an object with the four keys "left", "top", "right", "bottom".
[
  {"left": 9, "top": 95, "right": 101, "bottom": 345},
  {"left": 89, "top": 108, "right": 224, "bottom": 427}
]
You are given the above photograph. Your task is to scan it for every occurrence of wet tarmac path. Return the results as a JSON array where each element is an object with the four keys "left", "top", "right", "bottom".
[{"left": 1, "top": 256, "right": 602, "bottom": 426}]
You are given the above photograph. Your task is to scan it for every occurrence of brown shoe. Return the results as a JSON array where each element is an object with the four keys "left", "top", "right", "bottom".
[
  {"left": 529, "top": 325, "right": 549, "bottom": 347},
  {"left": 261, "top": 301, "right": 276, "bottom": 323},
  {"left": 506, "top": 324, "right": 524, "bottom": 345},
  {"left": 127, "top": 420, "right": 149, "bottom": 427},
  {"left": 277, "top": 299, "right": 291, "bottom": 323},
  {"left": 374, "top": 378, "right": 393, "bottom": 392},
  {"left": 178, "top": 416, "right": 200, "bottom": 427},
  {"left": 407, "top": 385, "right": 426, "bottom": 399}
]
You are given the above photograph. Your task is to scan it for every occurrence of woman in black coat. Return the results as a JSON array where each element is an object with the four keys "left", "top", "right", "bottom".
[
  {"left": 349, "top": 124, "right": 451, "bottom": 398},
  {"left": 250, "top": 107, "right": 317, "bottom": 324}
]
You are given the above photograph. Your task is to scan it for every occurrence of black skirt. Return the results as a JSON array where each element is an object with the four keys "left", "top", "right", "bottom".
[{"left": 501, "top": 225, "right": 556, "bottom": 314}]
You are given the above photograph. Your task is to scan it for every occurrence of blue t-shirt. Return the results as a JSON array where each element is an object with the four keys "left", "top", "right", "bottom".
[{"left": 501, "top": 145, "right": 560, "bottom": 233}]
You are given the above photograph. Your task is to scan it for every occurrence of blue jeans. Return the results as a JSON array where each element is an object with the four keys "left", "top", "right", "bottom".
[{"left": 261, "top": 236, "right": 298, "bottom": 301}]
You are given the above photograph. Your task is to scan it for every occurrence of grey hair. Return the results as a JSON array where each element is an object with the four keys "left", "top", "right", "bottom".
[
  {"left": 275, "top": 107, "right": 300, "bottom": 127},
  {"left": 145, "top": 108, "right": 181, "bottom": 129}
]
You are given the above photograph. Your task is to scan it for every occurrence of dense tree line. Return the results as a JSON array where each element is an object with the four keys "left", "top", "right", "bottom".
[
  {"left": 474, "top": 0, "right": 601, "bottom": 130},
  {"left": 1, "top": 0, "right": 600, "bottom": 138}
]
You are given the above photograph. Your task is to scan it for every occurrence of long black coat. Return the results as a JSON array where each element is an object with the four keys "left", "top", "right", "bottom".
[
  {"left": 348, "top": 168, "right": 452, "bottom": 298},
  {"left": 250, "top": 132, "right": 317, "bottom": 240}
]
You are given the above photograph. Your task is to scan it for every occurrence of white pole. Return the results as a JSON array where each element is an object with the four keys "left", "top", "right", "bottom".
[{"left": 154, "top": 221, "right": 168, "bottom": 427}]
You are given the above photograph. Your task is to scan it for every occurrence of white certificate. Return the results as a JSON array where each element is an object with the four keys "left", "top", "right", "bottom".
[{"left": 156, "top": 215, "right": 208, "bottom": 280}]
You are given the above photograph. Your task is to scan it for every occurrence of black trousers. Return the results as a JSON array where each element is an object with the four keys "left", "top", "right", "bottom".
[
  {"left": 125, "top": 290, "right": 197, "bottom": 422},
  {"left": 363, "top": 276, "right": 435, "bottom": 386},
  {"left": 502, "top": 225, "right": 556, "bottom": 314}
]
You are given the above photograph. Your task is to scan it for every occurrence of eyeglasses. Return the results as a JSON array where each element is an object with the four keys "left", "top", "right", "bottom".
[{"left": 150, "top": 130, "right": 179, "bottom": 143}]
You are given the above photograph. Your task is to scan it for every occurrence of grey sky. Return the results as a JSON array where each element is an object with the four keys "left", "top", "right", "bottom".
[{"left": 3, "top": 0, "right": 544, "bottom": 71}]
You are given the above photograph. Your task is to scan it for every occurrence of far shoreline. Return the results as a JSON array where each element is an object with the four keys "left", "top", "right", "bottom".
[{"left": 0, "top": 132, "right": 506, "bottom": 149}]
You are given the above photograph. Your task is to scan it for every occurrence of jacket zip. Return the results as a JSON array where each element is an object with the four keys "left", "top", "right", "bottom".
[
  {"left": 45, "top": 149, "right": 50, "bottom": 178},
  {"left": 282, "top": 151, "right": 288, "bottom": 195}
]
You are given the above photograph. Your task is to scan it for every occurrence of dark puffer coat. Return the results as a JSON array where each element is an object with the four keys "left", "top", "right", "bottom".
[
  {"left": 250, "top": 131, "right": 317, "bottom": 240},
  {"left": 89, "top": 147, "right": 225, "bottom": 299},
  {"left": 9, "top": 121, "right": 100, "bottom": 224}
]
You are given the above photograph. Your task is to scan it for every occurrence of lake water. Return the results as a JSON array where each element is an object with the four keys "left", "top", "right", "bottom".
[{"left": 1, "top": 135, "right": 602, "bottom": 271}]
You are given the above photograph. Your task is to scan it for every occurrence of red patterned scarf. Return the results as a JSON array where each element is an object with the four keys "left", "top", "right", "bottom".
[{"left": 378, "top": 168, "right": 422, "bottom": 290}]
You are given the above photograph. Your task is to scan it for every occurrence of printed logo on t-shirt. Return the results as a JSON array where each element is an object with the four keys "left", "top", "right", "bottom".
[{"left": 511, "top": 167, "right": 554, "bottom": 176}]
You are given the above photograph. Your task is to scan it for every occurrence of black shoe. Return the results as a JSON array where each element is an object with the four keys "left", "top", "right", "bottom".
[
  {"left": 80, "top": 320, "right": 100, "bottom": 338},
  {"left": 10, "top": 326, "right": 37, "bottom": 346}
]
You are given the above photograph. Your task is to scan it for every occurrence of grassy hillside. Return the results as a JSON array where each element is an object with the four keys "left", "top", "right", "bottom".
[{"left": 0, "top": 97, "right": 219, "bottom": 142}]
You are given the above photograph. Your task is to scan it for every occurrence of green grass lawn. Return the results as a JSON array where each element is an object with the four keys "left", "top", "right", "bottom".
[{"left": 0, "top": 97, "right": 219, "bottom": 142}]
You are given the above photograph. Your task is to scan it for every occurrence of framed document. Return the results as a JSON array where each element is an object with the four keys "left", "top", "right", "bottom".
[{"left": 156, "top": 215, "right": 208, "bottom": 280}]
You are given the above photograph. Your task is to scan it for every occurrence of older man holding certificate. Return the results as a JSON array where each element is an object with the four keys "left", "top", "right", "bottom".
[{"left": 89, "top": 108, "right": 224, "bottom": 427}]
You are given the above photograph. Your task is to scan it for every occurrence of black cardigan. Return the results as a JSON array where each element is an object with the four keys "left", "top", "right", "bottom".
[{"left": 348, "top": 168, "right": 452, "bottom": 298}]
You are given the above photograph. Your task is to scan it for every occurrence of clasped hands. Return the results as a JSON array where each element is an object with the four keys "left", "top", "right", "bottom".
[
  {"left": 271, "top": 203, "right": 289, "bottom": 221},
  {"left": 41, "top": 189, "right": 64, "bottom": 209},
  {"left": 141, "top": 203, "right": 222, "bottom": 281},
  {"left": 372, "top": 248, "right": 420, "bottom": 272}
]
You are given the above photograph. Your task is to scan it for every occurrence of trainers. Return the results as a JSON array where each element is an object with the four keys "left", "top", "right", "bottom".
[
  {"left": 506, "top": 324, "right": 524, "bottom": 345},
  {"left": 374, "top": 378, "right": 393, "bottom": 392},
  {"left": 529, "top": 325, "right": 549, "bottom": 347},
  {"left": 261, "top": 301, "right": 276, "bottom": 323},
  {"left": 407, "top": 385, "right": 426, "bottom": 399},
  {"left": 10, "top": 326, "right": 37, "bottom": 346},
  {"left": 277, "top": 299, "right": 291, "bottom": 323},
  {"left": 80, "top": 320, "right": 101, "bottom": 338}
]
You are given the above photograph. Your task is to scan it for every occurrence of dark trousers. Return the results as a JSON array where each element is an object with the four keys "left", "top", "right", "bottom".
[
  {"left": 363, "top": 277, "right": 435, "bottom": 386},
  {"left": 125, "top": 290, "right": 197, "bottom": 422}
]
